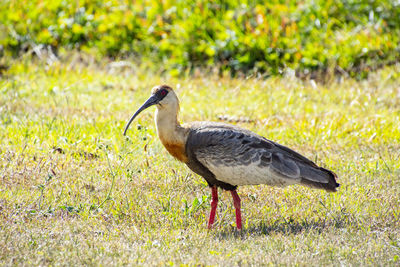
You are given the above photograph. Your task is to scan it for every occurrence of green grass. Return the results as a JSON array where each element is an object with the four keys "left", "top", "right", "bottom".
[{"left": 1, "top": 55, "right": 400, "bottom": 265}]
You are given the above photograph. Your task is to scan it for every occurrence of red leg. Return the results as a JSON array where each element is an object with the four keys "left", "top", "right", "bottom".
[
  {"left": 208, "top": 186, "right": 218, "bottom": 229},
  {"left": 230, "top": 190, "right": 242, "bottom": 230}
]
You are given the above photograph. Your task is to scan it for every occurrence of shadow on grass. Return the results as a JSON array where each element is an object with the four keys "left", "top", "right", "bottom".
[{"left": 215, "top": 217, "right": 347, "bottom": 239}]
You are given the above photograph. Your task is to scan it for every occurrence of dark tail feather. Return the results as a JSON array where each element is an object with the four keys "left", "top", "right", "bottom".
[{"left": 301, "top": 167, "right": 339, "bottom": 192}]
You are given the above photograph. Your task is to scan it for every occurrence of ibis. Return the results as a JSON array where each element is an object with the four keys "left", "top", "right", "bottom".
[{"left": 124, "top": 85, "right": 339, "bottom": 230}]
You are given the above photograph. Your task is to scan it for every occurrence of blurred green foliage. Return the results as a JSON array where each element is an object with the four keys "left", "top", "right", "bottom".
[{"left": 1, "top": 0, "right": 399, "bottom": 77}]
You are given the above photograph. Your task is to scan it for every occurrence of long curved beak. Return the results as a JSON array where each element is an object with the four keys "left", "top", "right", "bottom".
[{"left": 123, "top": 94, "right": 159, "bottom": 136}]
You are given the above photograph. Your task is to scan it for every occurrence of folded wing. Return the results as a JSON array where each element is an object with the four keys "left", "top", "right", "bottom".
[{"left": 186, "top": 122, "right": 338, "bottom": 191}]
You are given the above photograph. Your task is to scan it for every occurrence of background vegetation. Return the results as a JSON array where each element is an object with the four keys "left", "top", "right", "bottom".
[{"left": 1, "top": 0, "right": 400, "bottom": 77}]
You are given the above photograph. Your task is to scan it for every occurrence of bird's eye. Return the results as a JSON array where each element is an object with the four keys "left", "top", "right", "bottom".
[{"left": 160, "top": 89, "right": 168, "bottom": 97}]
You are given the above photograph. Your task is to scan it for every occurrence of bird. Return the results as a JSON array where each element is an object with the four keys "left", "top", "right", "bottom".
[{"left": 123, "top": 85, "right": 339, "bottom": 230}]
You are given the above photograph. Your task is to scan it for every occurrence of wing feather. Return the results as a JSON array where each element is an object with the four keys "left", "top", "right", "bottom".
[
  {"left": 186, "top": 123, "right": 300, "bottom": 186},
  {"left": 186, "top": 122, "right": 338, "bottom": 190}
]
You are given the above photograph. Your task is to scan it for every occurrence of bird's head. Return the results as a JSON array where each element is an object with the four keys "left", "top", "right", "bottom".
[{"left": 123, "top": 85, "right": 178, "bottom": 135}]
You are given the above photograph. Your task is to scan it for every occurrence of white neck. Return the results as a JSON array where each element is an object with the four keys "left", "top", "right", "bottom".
[
  {"left": 155, "top": 103, "right": 186, "bottom": 145},
  {"left": 153, "top": 93, "right": 190, "bottom": 162}
]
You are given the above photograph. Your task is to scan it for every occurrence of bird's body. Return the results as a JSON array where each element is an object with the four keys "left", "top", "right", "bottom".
[
  {"left": 185, "top": 121, "right": 338, "bottom": 191},
  {"left": 124, "top": 85, "right": 339, "bottom": 230}
]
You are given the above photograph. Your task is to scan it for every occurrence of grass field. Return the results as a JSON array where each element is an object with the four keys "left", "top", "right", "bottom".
[{"left": 1, "top": 55, "right": 399, "bottom": 265}]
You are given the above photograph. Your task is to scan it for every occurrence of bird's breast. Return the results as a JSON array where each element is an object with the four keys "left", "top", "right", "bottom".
[{"left": 161, "top": 141, "right": 188, "bottom": 163}]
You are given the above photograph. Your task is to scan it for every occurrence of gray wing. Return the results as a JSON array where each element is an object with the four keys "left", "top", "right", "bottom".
[{"left": 186, "top": 122, "right": 338, "bottom": 190}]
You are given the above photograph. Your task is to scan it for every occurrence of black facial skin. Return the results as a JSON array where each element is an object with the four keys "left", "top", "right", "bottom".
[{"left": 156, "top": 88, "right": 169, "bottom": 100}]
